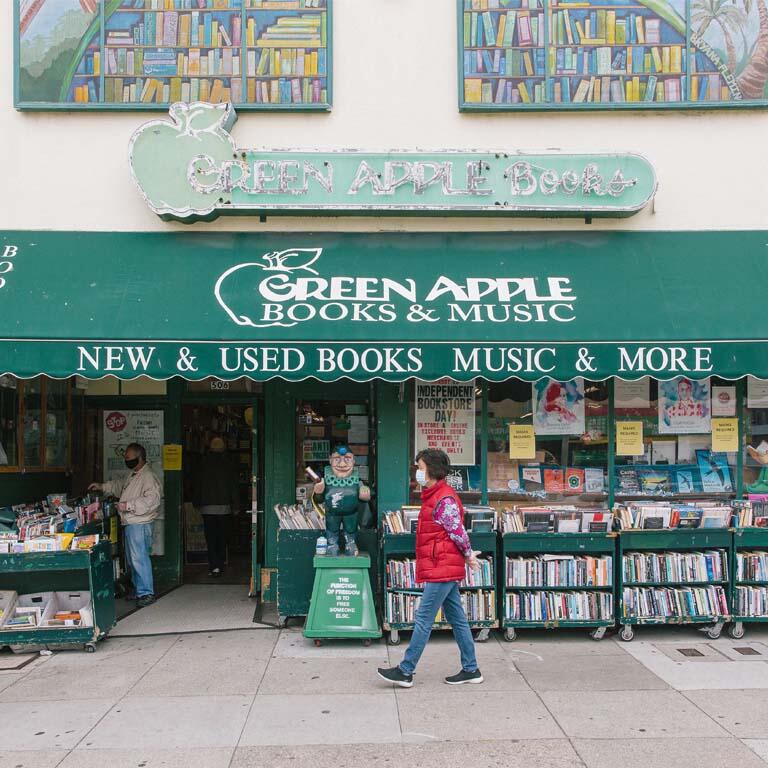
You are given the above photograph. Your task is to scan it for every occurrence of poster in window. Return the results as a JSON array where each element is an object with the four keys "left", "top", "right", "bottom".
[
  {"left": 102, "top": 410, "right": 165, "bottom": 555},
  {"left": 532, "top": 378, "right": 585, "bottom": 436},
  {"left": 414, "top": 378, "right": 476, "bottom": 465},
  {"left": 658, "top": 377, "right": 711, "bottom": 434}
]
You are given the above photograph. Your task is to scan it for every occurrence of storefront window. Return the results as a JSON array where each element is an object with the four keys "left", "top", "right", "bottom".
[
  {"left": 487, "top": 378, "right": 608, "bottom": 505},
  {"left": 0, "top": 377, "right": 76, "bottom": 472},
  {"left": 744, "top": 377, "right": 768, "bottom": 495},
  {"left": 23, "top": 377, "right": 42, "bottom": 468},
  {"left": 45, "top": 380, "right": 69, "bottom": 468},
  {"left": 614, "top": 377, "right": 736, "bottom": 499},
  {"left": 297, "top": 398, "right": 373, "bottom": 497},
  {"left": 0, "top": 376, "right": 18, "bottom": 467}
]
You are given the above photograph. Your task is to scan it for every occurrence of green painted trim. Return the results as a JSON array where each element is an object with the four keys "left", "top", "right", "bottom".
[{"left": 607, "top": 378, "right": 615, "bottom": 508}]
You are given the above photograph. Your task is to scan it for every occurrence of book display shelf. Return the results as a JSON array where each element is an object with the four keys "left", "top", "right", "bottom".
[
  {"left": 459, "top": 0, "right": 748, "bottom": 110},
  {"left": 731, "top": 526, "right": 768, "bottom": 639},
  {"left": 382, "top": 530, "right": 498, "bottom": 646},
  {"left": 501, "top": 532, "right": 615, "bottom": 641},
  {"left": 0, "top": 542, "right": 116, "bottom": 652},
  {"left": 16, "top": 0, "right": 331, "bottom": 110},
  {"left": 617, "top": 528, "right": 731, "bottom": 641}
]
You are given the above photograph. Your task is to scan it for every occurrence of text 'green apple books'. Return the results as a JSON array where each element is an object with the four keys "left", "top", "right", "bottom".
[
  {"left": 462, "top": 0, "right": 732, "bottom": 105},
  {"left": 102, "top": 0, "right": 327, "bottom": 105}
]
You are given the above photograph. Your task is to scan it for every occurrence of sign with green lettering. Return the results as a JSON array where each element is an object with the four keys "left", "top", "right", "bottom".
[{"left": 129, "top": 103, "right": 656, "bottom": 222}]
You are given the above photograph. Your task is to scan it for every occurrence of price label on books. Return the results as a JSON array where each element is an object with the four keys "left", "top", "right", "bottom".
[{"left": 129, "top": 104, "right": 657, "bottom": 223}]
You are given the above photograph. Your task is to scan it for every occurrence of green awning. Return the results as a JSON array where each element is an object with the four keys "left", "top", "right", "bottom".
[{"left": 1, "top": 230, "right": 766, "bottom": 382}]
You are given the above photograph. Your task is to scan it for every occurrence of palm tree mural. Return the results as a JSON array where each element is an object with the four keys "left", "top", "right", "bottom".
[
  {"left": 691, "top": 0, "right": 745, "bottom": 73},
  {"left": 736, "top": 0, "right": 768, "bottom": 97}
]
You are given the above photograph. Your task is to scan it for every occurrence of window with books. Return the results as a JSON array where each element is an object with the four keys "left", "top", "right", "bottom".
[
  {"left": 613, "top": 376, "right": 737, "bottom": 499},
  {"left": 487, "top": 378, "right": 608, "bottom": 504},
  {"left": 1, "top": 376, "right": 74, "bottom": 473},
  {"left": 16, "top": 0, "right": 331, "bottom": 110},
  {"left": 460, "top": 0, "right": 768, "bottom": 110}
]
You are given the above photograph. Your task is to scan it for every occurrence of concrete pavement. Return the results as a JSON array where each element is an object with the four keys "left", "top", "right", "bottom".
[{"left": 2, "top": 625, "right": 768, "bottom": 767}]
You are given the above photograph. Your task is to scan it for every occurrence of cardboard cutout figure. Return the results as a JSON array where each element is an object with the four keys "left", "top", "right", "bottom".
[{"left": 312, "top": 445, "right": 370, "bottom": 556}]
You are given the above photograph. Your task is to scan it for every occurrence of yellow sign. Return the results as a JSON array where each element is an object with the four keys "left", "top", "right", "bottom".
[
  {"left": 616, "top": 421, "right": 644, "bottom": 456},
  {"left": 162, "top": 444, "right": 183, "bottom": 471},
  {"left": 712, "top": 418, "right": 739, "bottom": 453},
  {"left": 509, "top": 424, "right": 536, "bottom": 459}
]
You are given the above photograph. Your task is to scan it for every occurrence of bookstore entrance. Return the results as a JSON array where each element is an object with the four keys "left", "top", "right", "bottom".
[{"left": 181, "top": 385, "right": 264, "bottom": 592}]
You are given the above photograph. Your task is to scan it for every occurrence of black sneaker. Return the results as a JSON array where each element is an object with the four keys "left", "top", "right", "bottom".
[
  {"left": 136, "top": 595, "right": 156, "bottom": 608},
  {"left": 445, "top": 669, "right": 483, "bottom": 685},
  {"left": 377, "top": 666, "right": 413, "bottom": 688}
]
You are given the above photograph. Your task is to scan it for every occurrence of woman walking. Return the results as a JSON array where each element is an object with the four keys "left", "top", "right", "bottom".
[{"left": 377, "top": 449, "right": 484, "bottom": 688}]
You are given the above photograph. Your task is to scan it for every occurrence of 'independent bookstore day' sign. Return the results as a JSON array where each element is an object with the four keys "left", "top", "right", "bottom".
[{"left": 129, "top": 103, "right": 657, "bottom": 222}]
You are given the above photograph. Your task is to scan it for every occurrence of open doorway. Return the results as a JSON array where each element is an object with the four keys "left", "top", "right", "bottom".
[{"left": 182, "top": 403, "right": 259, "bottom": 588}]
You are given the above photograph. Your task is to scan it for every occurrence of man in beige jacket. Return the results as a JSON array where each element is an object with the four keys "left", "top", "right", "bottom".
[{"left": 89, "top": 442, "right": 162, "bottom": 607}]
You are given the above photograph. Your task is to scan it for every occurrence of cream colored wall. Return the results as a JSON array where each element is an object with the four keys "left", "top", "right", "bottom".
[{"left": 1, "top": 0, "right": 767, "bottom": 233}]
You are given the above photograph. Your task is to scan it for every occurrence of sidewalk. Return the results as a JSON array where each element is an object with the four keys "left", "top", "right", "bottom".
[{"left": 2, "top": 623, "right": 768, "bottom": 768}]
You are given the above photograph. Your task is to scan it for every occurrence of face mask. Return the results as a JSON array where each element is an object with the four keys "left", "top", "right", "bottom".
[
  {"left": 415, "top": 469, "right": 427, "bottom": 486},
  {"left": 125, "top": 457, "right": 140, "bottom": 470}
]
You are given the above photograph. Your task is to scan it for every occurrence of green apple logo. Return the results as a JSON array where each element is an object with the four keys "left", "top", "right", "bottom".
[{"left": 129, "top": 102, "right": 237, "bottom": 223}]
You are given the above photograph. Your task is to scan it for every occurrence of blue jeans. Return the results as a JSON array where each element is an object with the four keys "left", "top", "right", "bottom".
[
  {"left": 124, "top": 523, "right": 154, "bottom": 598},
  {"left": 399, "top": 580, "right": 478, "bottom": 676}
]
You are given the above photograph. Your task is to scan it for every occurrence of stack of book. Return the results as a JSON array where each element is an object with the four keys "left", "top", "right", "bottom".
[
  {"left": 614, "top": 502, "right": 733, "bottom": 530},
  {"left": 737, "top": 551, "right": 768, "bottom": 582},
  {"left": 623, "top": 550, "right": 728, "bottom": 584},
  {"left": 734, "top": 586, "right": 768, "bottom": 617},
  {"left": 501, "top": 505, "right": 611, "bottom": 533},
  {"left": 386, "top": 591, "right": 495, "bottom": 624},
  {"left": 386, "top": 557, "right": 494, "bottom": 589},
  {"left": 622, "top": 585, "right": 728, "bottom": 619},
  {"left": 274, "top": 503, "right": 323, "bottom": 530},
  {"left": 734, "top": 500, "right": 768, "bottom": 528},
  {"left": 506, "top": 554, "right": 612, "bottom": 587},
  {"left": 506, "top": 590, "right": 613, "bottom": 621}
]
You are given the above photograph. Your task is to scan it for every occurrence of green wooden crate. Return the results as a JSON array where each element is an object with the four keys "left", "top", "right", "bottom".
[
  {"left": 500, "top": 532, "right": 617, "bottom": 641},
  {"left": 617, "top": 528, "right": 733, "bottom": 641},
  {"left": 0, "top": 542, "right": 115, "bottom": 651}
]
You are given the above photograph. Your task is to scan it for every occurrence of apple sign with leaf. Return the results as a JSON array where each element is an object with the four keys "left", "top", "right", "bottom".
[
  {"left": 215, "top": 248, "right": 323, "bottom": 329},
  {"left": 129, "top": 102, "right": 238, "bottom": 222}
]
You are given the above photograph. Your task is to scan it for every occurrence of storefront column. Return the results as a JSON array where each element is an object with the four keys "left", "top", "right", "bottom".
[
  {"left": 375, "top": 382, "right": 410, "bottom": 518},
  {"left": 154, "top": 378, "right": 184, "bottom": 593},
  {"left": 263, "top": 380, "right": 294, "bottom": 602}
]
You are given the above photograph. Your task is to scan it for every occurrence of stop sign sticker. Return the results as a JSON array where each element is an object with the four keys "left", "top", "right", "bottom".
[{"left": 106, "top": 412, "right": 127, "bottom": 432}]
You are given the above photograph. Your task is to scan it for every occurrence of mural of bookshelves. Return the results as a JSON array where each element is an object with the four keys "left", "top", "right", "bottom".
[
  {"left": 459, "top": 0, "right": 759, "bottom": 109},
  {"left": 15, "top": 0, "right": 331, "bottom": 110}
]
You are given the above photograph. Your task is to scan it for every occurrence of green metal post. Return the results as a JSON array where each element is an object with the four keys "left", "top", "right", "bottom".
[
  {"left": 481, "top": 380, "right": 488, "bottom": 505},
  {"left": 608, "top": 378, "right": 616, "bottom": 508}
]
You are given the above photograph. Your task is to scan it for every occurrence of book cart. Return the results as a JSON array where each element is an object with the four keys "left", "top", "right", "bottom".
[
  {"left": 501, "top": 532, "right": 616, "bottom": 642},
  {"left": 617, "top": 529, "right": 731, "bottom": 641},
  {"left": 0, "top": 541, "right": 115, "bottom": 652},
  {"left": 730, "top": 527, "right": 768, "bottom": 639},
  {"left": 382, "top": 530, "right": 498, "bottom": 646}
]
